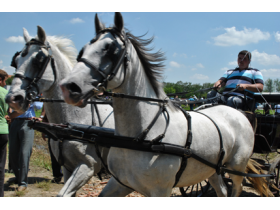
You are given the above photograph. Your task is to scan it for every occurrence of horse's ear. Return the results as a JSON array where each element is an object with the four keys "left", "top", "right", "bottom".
[
  {"left": 95, "top": 13, "right": 105, "bottom": 34},
  {"left": 37, "top": 25, "right": 46, "bottom": 44},
  {"left": 114, "top": 12, "right": 124, "bottom": 32},
  {"left": 23, "top": 28, "right": 31, "bottom": 42}
]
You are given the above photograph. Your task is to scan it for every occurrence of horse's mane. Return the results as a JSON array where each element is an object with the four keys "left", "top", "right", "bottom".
[
  {"left": 125, "top": 29, "right": 166, "bottom": 98},
  {"left": 45, "top": 36, "right": 77, "bottom": 68}
]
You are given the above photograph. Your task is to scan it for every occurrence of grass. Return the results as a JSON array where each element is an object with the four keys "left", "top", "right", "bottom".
[
  {"left": 30, "top": 148, "right": 52, "bottom": 171},
  {"left": 4, "top": 172, "right": 14, "bottom": 179},
  {"left": 35, "top": 109, "right": 43, "bottom": 118},
  {"left": 255, "top": 109, "right": 276, "bottom": 115},
  {"left": 35, "top": 180, "right": 51, "bottom": 191},
  {"left": 15, "top": 190, "right": 26, "bottom": 197}
]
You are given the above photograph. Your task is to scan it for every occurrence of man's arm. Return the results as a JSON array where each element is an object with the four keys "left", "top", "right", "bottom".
[
  {"left": 8, "top": 108, "right": 22, "bottom": 120},
  {"left": 213, "top": 80, "right": 226, "bottom": 90},
  {"left": 238, "top": 83, "right": 264, "bottom": 92}
]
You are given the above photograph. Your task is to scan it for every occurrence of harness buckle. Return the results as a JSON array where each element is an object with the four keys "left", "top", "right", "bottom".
[
  {"left": 69, "top": 129, "right": 84, "bottom": 139},
  {"left": 184, "top": 149, "right": 192, "bottom": 157}
]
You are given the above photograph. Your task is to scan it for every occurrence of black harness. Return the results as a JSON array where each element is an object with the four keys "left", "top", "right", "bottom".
[
  {"left": 11, "top": 39, "right": 57, "bottom": 101},
  {"left": 71, "top": 28, "right": 274, "bottom": 189}
]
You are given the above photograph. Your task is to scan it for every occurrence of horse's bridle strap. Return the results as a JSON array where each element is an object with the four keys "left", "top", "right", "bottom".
[{"left": 78, "top": 58, "right": 107, "bottom": 79}]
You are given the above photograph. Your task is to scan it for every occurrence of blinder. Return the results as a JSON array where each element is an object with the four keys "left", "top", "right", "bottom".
[
  {"left": 33, "top": 50, "right": 49, "bottom": 70},
  {"left": 11, "top": 51, "right": 21, "bottom": 69}
]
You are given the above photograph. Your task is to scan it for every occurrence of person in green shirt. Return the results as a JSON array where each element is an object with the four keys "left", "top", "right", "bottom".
[{"left": 0, "top": 69, "right": 10, "bottom": 197}]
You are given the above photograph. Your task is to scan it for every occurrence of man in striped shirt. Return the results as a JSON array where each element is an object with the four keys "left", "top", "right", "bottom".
[{"left": 207, "top": 50, "right": 264, "bottom": 110}]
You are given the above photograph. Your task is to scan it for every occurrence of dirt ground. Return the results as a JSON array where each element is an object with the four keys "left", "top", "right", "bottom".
[{"left": 3, "top": 135, "right": 279, "bottom": 197}]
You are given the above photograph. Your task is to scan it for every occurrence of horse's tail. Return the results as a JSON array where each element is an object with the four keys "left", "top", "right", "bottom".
[{"left": 245, "top": 158, "right": 274, "bottom": 197}]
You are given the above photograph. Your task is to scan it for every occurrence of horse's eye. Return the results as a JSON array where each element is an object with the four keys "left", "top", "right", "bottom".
[{"left": 103, "top": 44, "right": 109, "bottom": 51}]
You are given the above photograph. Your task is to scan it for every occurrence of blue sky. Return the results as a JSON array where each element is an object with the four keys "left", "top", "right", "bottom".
[{"left": 1, "top": 1, "right": 280, "bottom": 85}]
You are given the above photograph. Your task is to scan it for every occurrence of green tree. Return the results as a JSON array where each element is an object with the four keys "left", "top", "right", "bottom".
[
  {"left": 264, "top": 78, "right": 274, "bottom": 92},
  {"left": 274, "top": 79, "right": 280, "bottom": 92},
  {"left": 163, "top": 83, "right": 176, "bottom": 95},
  {"left": 6, "top": 75, "right": 14, "bottom": 85}
]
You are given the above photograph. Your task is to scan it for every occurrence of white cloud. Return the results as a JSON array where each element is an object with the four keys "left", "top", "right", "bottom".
[
  {"left": 252, "top": 50, "right": 280, "bottom": 66},
  {"left": 191, "top": 74, "right": 209, "bottom": 80},
  {"left": 182, "top": 54, "right": 187, "bottom": 59},
  {"left": 170, "top": 61, "right": 181, "bottom": 68},
  {"left": 275, "top": 32, "right": 280, "bottom": 42},
  {"left": 196, "top": 63, "right": 204, "bottom": 68},
  {"left": 70, "top": 18, "right": 84, "bottom": 24},
  {"left": 221, "top": 67, "right": 228, "bottom": 71},
  {"left": 5, "top": 36, "right": 25, "bottom": 43},
  {"left": 191, "top": 68, "right": 197, "bottom": 71},
  {"left": 260, "top": 68, "right": 280, "bottom": 78},
  {"left": 0, "top": 60, "right": 2, "bottom": 65},
  {"left": 228, "top": 61, "right": 236, "bottom": 66},
  {"left": 212, "top": 27, "right": 270, "bottom": 46},
  {"left": 172, "top": 53, "right": 187, "bottom": 59}
]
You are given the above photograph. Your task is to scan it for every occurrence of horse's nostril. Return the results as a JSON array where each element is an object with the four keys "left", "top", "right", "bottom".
[
  {"left": 67, "top": 82, "right": 82, "bottom": 94},
  {"left": 13, "top": 95, "right": 24, "bottom": 103}
]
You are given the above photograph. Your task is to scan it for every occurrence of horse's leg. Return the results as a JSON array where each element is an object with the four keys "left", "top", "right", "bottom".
[
  {"left": 229, "top": 174, "right": 244, "bottom": 197},
  {"left": 227, "top": 159, "right": 248, "bottom": 197},
  {"left": 57, "top": 164, "right": 94, "bottom": 197},
  {"left": 62, "top": 166, "right": 71, "bottom": 183},
  {"left": 98, "top": 177, "right": 134, "bottom": 197},
  {"left": 208, "top": 173, "right": 228, "bottom": 197}
]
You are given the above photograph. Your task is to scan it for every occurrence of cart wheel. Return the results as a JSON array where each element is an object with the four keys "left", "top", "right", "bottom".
[
  {"left": 179, "top": 180, "right": 211, "bottom": 197},
  {"left": 267, "top": 156, "right": 280, "bottom": 197}
]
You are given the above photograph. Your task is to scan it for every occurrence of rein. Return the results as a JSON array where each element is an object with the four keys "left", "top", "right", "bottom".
[
  {"left": 31, "top": 97, "right": 112, "bottom": 105},
  {"left": 167, "top": 86, "right": 216, "bottom": 97}
]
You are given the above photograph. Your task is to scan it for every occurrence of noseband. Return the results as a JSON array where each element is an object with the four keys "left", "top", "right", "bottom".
[
  {"left": 11, "top": 39, "right": 57, "bottom": 101},
  {"left": 77, "top": 28, "right": 129, "bottom": 92}
]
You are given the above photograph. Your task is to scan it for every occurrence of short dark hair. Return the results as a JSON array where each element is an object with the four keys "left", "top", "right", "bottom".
[
  {"left": 238, "top": 50, "right": 251, "bottom": 61},
  {"left": 0, "top": 69, "right": 8, "bottom": 81}
]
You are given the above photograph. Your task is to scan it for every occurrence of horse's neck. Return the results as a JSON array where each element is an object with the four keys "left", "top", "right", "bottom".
[
  {"left": 112, "top": 44, "right": 163, "bottom": 137},
  {"left": 43, "top": 47, "right": 92, "bottom": 125}
]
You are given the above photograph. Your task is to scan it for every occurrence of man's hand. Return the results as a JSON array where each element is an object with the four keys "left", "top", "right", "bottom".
[
  {"left": 213, "top": 80, "right": 224, "bottom": 90},
  {"left": 32, "top": 117, "right": 43, "bottom": 122},
  {"left": 5, "top": 115, "right": 11, "bottom": 124},
  {"left": 237, "top": 84, "right": 248, "bottom": 91},
  {"left": 41, "top": 133, "right": 47, "bottom": 141}
]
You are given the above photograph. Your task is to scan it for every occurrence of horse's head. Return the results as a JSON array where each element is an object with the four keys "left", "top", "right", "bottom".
[
  {"left": 60, "top": 12, "right": 127, "bottom": 107},
  {"left": 6, "top": 26, "right": 56, "bottom": 113}
]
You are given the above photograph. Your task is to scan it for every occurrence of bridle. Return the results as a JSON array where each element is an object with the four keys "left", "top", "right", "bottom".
[
  {"left": 76, "top": 28, "right": 129, "bottom": 101},
  {"left": 11, "top": 39, "right": 57, "bottom": 101}
]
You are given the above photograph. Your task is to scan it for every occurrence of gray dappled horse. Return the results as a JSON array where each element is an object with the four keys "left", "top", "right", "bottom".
[
  {"left": 5, "top": 26, "right": 114, "bottom": 197},
  {"left": 60, "top": 13, "right": 272, "bottom": 197}
]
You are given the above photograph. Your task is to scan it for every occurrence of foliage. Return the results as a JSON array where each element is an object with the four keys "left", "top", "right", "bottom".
[
  {"left": 274, "top": 79, "right": 280, "bottom": 92},
  {"left": 264, "top": 78, "right": 274, "bottom": 92},
  {"left": 6, "top": 75, "right": 14, "bottom": 85},
  {"left": 163, "top": 81, "right": 214, "bottom": 99}
]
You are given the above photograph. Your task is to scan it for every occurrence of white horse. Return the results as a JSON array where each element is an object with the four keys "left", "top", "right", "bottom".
[
  {"left": 5, "top": 26, "right": 114, "bottom": 197},
  {"left": 60, "top": 13, "right": 270, "bottom": 197}
]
